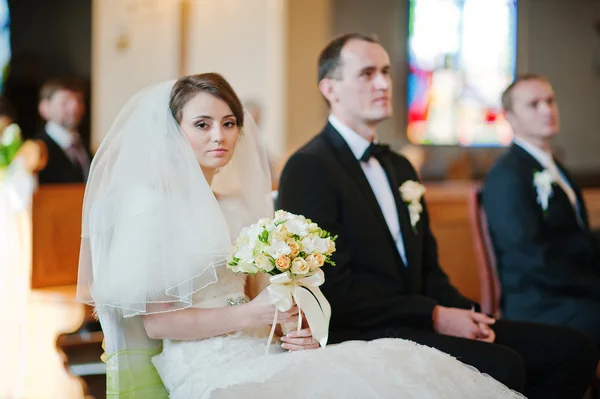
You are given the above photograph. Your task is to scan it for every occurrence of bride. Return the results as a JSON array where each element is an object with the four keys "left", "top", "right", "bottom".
[{"left": 76, "top": 73, "right": 523, "bottom": 398}]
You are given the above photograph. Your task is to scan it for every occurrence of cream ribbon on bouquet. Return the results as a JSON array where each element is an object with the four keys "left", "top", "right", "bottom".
[{"left": 265, "top": 269, "right": 331, "bottom": 354}]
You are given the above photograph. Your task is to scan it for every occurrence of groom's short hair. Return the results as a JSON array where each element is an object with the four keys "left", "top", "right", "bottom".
[
  {"left": 318, "top": 33, "right": 380, "bottom": 83},
  {"left": 39, "top": 76, "right": 85, "bottom": 102},
  {"left": 501, "top": 73, "right": 550, "bottom": 112}
]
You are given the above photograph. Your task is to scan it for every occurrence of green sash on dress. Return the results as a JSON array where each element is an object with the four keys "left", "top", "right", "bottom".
[{"left": 105, "top": 347, "right": 168, "bottom": 398}]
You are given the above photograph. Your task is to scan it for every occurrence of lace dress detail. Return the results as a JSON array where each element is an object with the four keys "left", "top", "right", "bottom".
[{"left": 151, "top": 266, "right": 524, "bottom": 399}]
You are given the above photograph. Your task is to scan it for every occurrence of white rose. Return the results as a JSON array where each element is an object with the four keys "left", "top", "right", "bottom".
[
  {"left": 265, "top": 222, "right": 277, "bottom": 232},
  {"left": 275, "top": 210, "right": 290, "bottom": 219},
  {"left": 285, "top": 218, "right": 309, "bottom": 237},
  {"left": 408, "top": 202, "right": 423, "bottom": 226},
  {"left": 534, "top": 170, "right": 553, "bottom": 192},
  {"left": 234, "top": 246, "right": 254, "bottom": 263},
  {"left": 270, "top": 230, "right": 286, "bottom": 243},
  {"left": 266, "top": 240, "right": 292, "bottom": 259},
  {"left": 258, "top": 217, "right": 270, "bottom": 226},
  {"left": 1, "top": 123, "right": 20, "bottom": 146},
  {"left": 291, "top": 257, "right": 310, "bottom": 275},
  {"left": 236, "top": 261, "right": 259, "bottom": 274},
  {"left": 308, "top": 223, "right": 319, "bottom": 233},
  {"left": 408, "top": 202, "right": 423, "bottom": 215},
  {"left": 273, "top": 210, "right": 293, "bottom": 225},
  {"left": 255, "top": 254, "right": 274, "bottom": 272},
  {"left": 399, "top": 180, "right": 426, "bottom": 203},
  {"left": 249, "top": 224, "right": 264, "bottom": 240},
  {"left": 301, "top": 235, "right": 329, "bottom": 254},
  {"left": 236, "top": 235, "right": 249, "bottom": 247},
  {"left": 533, "top": 170, "right": 554, "bottom": 211}
]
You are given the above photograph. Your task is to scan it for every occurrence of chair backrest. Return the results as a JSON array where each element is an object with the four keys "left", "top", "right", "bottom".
[{"left": 467, "top": 186, "right": 502, "bottom": 318}]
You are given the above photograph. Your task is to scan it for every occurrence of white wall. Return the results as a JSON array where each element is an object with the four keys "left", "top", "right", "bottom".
[
  {"left": 91, "top": 0, "right": 181, "bottom": 150},
  {"left": 285, "top": 0, "right": 332, "bottom": 155},
  {"left": 525, "top": 0, "right": 600, "bottom": 172},
  {"left": 182, "top": 0, "right": 287, "bottom": 158},
  {"left": 91, "top": 0, "right": 335, "bottom": 163}
]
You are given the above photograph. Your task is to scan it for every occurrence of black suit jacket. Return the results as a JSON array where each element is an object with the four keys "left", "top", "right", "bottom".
[
  {"left": 33, "top": 131, "right": 90, "bottom": 184},
  {"left": 278, "top": 123, "right": 473, "bottom": 343},
  {"left": 483, "top": 144, "right": 600, "bottom": 323}
]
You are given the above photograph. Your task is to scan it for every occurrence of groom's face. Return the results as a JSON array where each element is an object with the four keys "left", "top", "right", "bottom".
[{"left": 332, "top": 40, "right": 393, "bottom": 125}]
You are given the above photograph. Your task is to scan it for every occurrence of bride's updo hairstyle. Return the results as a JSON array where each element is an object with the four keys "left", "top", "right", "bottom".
[{"left": 169, "top": 73, "right": 245, "bottom": 128}]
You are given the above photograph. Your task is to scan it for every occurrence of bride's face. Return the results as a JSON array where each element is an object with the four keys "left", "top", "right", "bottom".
[{"left": 179, "top": 92, "right": 240, "bottom": 171}]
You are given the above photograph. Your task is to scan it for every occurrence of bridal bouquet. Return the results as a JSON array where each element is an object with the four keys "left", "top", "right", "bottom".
[{"left": 227, "top": 210, "right": 335, "bottom": 351}]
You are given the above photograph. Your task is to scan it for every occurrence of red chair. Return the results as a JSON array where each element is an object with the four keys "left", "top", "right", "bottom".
[{"left": 467, "top": 186, "right": 502, "bottom": 318}]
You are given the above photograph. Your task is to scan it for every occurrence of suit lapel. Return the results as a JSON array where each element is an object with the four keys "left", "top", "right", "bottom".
[
  {"left": 512, "top": 144, "right": 584, "bottom": 227},
  {"left": 554, "top": 158, "right": 589, "bottom": 230},
  {"left": 511, "top": 143, "right": 544, "bottom": 171},
  {"left": 377, "top": 153, "right": 417, "bottom": 268},
  {"left": 322, "top": 125, "right": 411, "bottom": 266},
  {"left": 322, "top": 124, "right": 391, "bottom": 233}
]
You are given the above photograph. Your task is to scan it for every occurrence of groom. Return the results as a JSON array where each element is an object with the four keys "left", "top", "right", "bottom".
[{"left": 278, "top": 33, "right": 598, "bottom": 398}]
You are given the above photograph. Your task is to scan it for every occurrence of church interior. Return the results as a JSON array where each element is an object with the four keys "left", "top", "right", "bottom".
[{"left": 1, "top": 0, "right": 599, "bottom": 398}]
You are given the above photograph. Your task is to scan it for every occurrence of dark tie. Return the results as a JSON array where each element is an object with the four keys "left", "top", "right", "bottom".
[
  {"left": 360, "top": 143, "right": 390, "bottom": 163},
  {"left": 66, "top": 137, "right": 90, "bottom": 181}
]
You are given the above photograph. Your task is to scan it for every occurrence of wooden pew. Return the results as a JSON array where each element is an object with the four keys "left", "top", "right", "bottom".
[
  {"left": 32, "top": 184, "right": 85, "bottom": 288},
  {"left": 425, "top": 181, "right": 482, "bottom": 302},
  {"left": 425, "top": 182, "right": 600, "bottom": 304},
  {"left": 583, "top": 189, "right": 600, "bottom": 228},
  {"left": 30, "top": 184, "right": 102, "bottom": 399}
]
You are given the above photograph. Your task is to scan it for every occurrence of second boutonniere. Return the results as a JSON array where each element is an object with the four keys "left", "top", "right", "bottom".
[
  {"left": 399, "top": 180, "right": 426, "bottom": 232},
  {"left": 533, "top": 169, "right": 554, "bottom": 214}
]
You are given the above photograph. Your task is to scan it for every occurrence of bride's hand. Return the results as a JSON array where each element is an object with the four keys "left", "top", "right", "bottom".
[
  {"left": 281, "top": 328, "right": 320, "bottom": 351},
  {"left": 247, "top": 288, "right": 299, "bottom": 326}
]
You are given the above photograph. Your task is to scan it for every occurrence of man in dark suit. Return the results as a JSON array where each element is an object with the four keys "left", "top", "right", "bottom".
[
  {"left": 278, "top": 33, "right": 598, "bottom": 398},
  {"left": 483, "top": 74, "right": 600, "bottom": 350},
  {"left": 32, "top": 77, "right": 90, "bottom": 184}
]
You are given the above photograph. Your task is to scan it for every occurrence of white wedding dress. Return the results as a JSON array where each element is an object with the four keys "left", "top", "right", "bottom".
[
  {"left": 151, "top": 265, "right": 524, "bottom": 399},
  {"left": 151, "top": 201, "right": 523, "bottom": 399},
  {"left": 77, "top": 80, "right": 523, "bottom": 399}
]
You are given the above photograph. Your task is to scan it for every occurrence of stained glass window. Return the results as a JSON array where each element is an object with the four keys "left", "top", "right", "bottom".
[{"left": 406, "top": 0, "right": 517, "bottom": 146}]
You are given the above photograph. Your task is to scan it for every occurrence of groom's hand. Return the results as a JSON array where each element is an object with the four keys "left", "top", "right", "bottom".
[
  {"left": 475, "top": 323, "right": 496, "bottom": 343},
  {"left": 280, "top": 328, "right": 320, "bottom": 351},
  {"left": 432, "top": 306, "right": 495, "bottom": 341}
]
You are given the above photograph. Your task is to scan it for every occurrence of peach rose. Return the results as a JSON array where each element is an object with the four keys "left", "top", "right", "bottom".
[
  {"left": 275, "top": 256, "right": 291, "bottom": 271},
  {"left": 306, "top": 253, "right": 325, "bottom": 270},
  {"left": 326, "top": 239, "right": 336, "bottom": 255},
  {"left": 286, "top": 239, "right": 300, "bottom": 258}
]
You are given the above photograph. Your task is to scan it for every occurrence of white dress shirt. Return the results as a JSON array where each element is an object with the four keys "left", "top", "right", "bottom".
[
  {"left": 328, "top": 115, "right": 408, "bottom": 266},
  {"left": 45, "top": 121, "right": 90, "bottom": 180},
  {"left": 513, "top": 137, "right": 583, "bottom": 227}
]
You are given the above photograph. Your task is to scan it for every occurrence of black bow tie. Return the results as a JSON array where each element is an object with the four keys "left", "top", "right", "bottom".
[{"left": 360, "top": 142, "right": 390, "bottom": 162}]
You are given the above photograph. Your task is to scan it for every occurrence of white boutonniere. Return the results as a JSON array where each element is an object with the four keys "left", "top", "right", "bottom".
[
  {"left": 399, "top": 180, "right": 426, "bottom": 232},
  {"left": 533, "top": 169, "right": 554, "bottom": 214}
]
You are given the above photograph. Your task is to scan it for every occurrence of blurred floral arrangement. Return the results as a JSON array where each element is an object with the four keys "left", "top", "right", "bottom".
[{"left": 0, "top": 123, "right": 23, "bottom": 177}]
